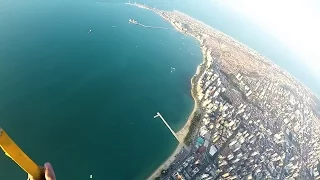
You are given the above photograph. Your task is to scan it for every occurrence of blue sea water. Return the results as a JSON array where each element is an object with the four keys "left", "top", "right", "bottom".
[{"left": 0, "top": 0, "right": 318, "bottom": 179}]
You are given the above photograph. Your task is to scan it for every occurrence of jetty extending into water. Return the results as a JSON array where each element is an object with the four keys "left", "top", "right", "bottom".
[
  {"left": 154, "top": 112, "right": 181, "bottom": 143},
  {"left": 125, "top": 2, "right": 153, "bottom": 10},
  {"left": 128, "top": 19, "right": 172, "bottom": 30}
]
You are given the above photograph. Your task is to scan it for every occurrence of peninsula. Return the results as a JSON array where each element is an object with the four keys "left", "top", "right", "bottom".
[{"left": 127, "top": 3, "right": 320, "bottom": 180}]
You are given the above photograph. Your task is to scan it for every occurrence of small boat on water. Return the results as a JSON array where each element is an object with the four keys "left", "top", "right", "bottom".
[
  {"left": 171, "top": 67, "right": 176, "bottom": 73},
  {"left": 129, "top": 19, "right": 138, "bottom": 24},
  {"left": 88, "top": 29, "right": 92, "bottom": 34}
]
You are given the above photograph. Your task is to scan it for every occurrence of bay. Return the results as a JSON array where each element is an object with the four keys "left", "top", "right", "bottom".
[{"left": 0, "top": 0, "right": 201, "bottom": 179}]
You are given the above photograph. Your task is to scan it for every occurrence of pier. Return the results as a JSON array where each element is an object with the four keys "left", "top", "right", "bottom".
[
  {"left": 125, "top": 2, "right": 152, "bottom": 10},
  {"left": 154, "top": 112, "right": 181, "bottom": 143},
  {"left": 129, "top": 19, "right": 172, "bottom": 30},
  {"left": 126, "top": 2, "right": 173, "bottom": 30}
]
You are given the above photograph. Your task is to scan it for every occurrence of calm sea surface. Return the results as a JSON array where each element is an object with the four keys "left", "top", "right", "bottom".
[{"left": 0, "top": 0, "right": 318, "bottom": 179}]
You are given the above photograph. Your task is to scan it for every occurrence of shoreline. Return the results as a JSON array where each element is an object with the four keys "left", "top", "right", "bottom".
[
  {"left": 147, "top": 143, "right": 184, "bottom": 180},
  {"left": 147, "top": 39, "right": 205, "bottom": 180},
  {"left": 136, "top": 3, "right": 208, "bottom": 180},
  {"left": 147, "top": 84, "right": 198, "bottom": 180},
  {"left": 127, "top": 2, "right": 318, "bottom": 108},
  {"left": 126, "top": 3, "right": 320, "bottom": 179}
]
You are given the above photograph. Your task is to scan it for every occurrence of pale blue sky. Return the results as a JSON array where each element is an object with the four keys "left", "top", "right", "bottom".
[{"left": 219, "top": 0, "right": 320, "bottom": 82}]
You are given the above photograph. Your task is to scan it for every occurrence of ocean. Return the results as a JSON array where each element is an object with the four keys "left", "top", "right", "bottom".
[{"left": 0, "top": 0, "right": 318, "bottom": 179}]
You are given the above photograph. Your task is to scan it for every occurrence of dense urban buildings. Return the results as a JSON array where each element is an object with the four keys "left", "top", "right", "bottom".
[{"left": 129, "top": 3, "right": 320, "bottom": 180}]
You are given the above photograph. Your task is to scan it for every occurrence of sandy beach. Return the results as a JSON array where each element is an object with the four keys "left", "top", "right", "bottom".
[
  {"left": 146, "top": 5, "right": 208, "bottom": 180},
  {"left": 147, "top": 84, "right": 200, "bottom": 180},
  {"left": 147, "top": 100, "right": 197, "bottom": 180},
  {"left": 147, "top": 104, "right": 197, "bottom": 180},
  {"left": 147, "top": 143, "right": 185, "bottom": 180},
  {"left": 147, "top": 55, "right": 204, "bottom": 180}
]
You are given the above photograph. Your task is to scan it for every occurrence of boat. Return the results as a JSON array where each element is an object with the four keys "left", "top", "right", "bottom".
[
  {"left": 88, "top": 29, "right": 92, "bottom": 34},
  {"left": 128, "top": 19, "right": 138, "bottom": 24},
  {"left": 171, "top": 67, "right": 176, "bottom": 73}
]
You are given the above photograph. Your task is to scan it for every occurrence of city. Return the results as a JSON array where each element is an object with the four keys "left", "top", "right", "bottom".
[{"left": 127, "top": 3, "right": 320, "bottom": 180}]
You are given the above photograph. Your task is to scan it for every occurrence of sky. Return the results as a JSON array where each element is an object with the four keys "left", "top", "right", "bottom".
[{"left": 219, "top": 0, "right": 320, "bottom": 81}]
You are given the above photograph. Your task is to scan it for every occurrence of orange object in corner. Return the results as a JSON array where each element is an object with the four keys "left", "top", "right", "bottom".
[{"left": 0, "top": 128, "right": 44, "bottom": 180}]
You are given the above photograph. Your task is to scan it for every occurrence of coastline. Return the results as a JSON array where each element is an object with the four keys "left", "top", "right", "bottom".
[
  {"left": 147, "top": 40, "right": 205, "bottom": 180},
  {"left": 124, "top": 3, "right": 320, "bottom": 179},
  {"left": 147, "top": 143, "right": 184, "bottom": 180},
  {"left": 133, "top": 3, "right": 208, "bottom": 180},
  {"left": 147, "top": 85, "right": 197, "bottom": 180},
  {"left": 127, "top": 1, "right": 318, "bottom": 118}
]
